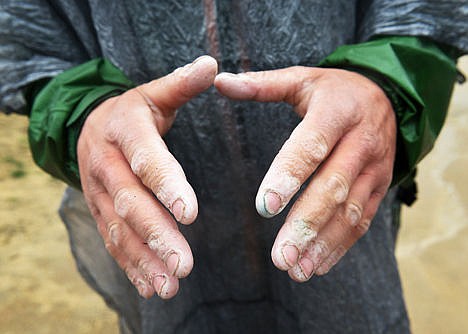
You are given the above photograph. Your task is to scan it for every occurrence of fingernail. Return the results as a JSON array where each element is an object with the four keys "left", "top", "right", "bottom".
[
  {"left": 166, "top": 252, "right": 180, "bottom": 276},
  {"left": 281, "top": 244, "right": 299, "bottom": 268},
  {"left": 187, "top": 56, "right": 217, "bottom": 75},
  {"left": 172, "top": 198, "right": 185, "bottom": 222},
  {"left": 298, "top": 257, "right": 315, "bottom": 280},
  {"left": 264, "top": 191, "right": 282, "bottom": 216},
  {"left": 153, "top": 274, "right": 168, "bottom": 297}
]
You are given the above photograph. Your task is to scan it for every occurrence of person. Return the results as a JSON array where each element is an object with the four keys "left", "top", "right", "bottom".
[{"left": 1, "top": 1, "right": 467, "bottom": 333}]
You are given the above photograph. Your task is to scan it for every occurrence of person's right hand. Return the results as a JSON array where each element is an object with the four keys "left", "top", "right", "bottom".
[{"left": 77, "top": 56, "right": 218, "bottom": 299}]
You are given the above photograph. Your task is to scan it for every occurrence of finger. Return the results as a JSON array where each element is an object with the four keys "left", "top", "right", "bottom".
[
  {"left": 270, "top": 132, "right": 370, "bottom": 270},
  {"left": 85, "top": 182, "right": 179, "bottom": 299},
  {"left": 87, "top": 150, "right": 193, "bottom": 278},
  {"left": 95, "top": 217, "right": 156, "bottom": 298},
  {"left": 216, "top": 70, "right": 361, "bottom": 218},
  {"left": 214, "top": 67, "right": 321, "bottom": 106},
  {"left": 289, "top": 169, "right": 388, "bottom": 281},
  {"left": 255, "top": 119, "right": 337, "bottom": 218},
  {"left": 103, "top": 89, "right": 198, "bottom": 224},
  {"left": 139, "top": 55, "right": 218, "bottom": 116},
  {"left": 313, "top": 188, "right": 386, "bottom": 277}
]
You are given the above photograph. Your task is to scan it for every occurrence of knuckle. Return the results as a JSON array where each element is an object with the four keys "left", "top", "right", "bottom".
[
  {"left": 130, "top": 147, "right": 154, "bottom": 178},
  {"left": 146, "top": 229, "right": 173, "bottom": 258},
  {"left": 359, "top": 131, "right": 379, "bottom": 157},
  {"left": 325, "top": 173, "right": 349, "bottom": 205},
  {"left": 124, "top": 267, "right": 138, "bottom": 284},
  {"left": 311, "top": 239, "right": 330, "bottom": 265},
  {"left": 354, "top": 218, "right": 371, "bottom": 237},
  {"left": 114, "top": 187, "right": 138, "bottom": 219},
  {"left": 345, "top": 202, "right": 363, "bottom": 227},
  {"left": 86, "top": 150, "right": 117, "bottom": 182},
  {"left": 279, "top": 131, "right": 328, "bottom": 180},
  {"left": 291, "top": 219, "right": 319, "bottom": 247},
  {"left": 103, "top": 117, "right": 126, "bottom": 144},
  {"left": 299, "top": 132, "right": 329, "bottom": 166},
  {"left": 130, "top": 147, "right": 178, "bottom": 195},
  {"left": 136, "top": 256, "right": 152, "bottom": 275}
]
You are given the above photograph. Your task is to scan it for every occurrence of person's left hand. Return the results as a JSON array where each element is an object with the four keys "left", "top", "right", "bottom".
[{"left": 214, "top": 67, "right": 396, "bottom": 281}]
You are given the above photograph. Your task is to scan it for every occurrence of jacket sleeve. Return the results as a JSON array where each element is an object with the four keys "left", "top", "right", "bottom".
[
  {"left": 356, "top": 0, "right": 468, "bottom": 53},
  {"left": 28, "top": 58, "right": 134, "bottom": 188}
]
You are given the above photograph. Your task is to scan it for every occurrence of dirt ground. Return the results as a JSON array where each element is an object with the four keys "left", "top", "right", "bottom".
[{"left": 1, "top": 57, "right": 467, "bottom": 333}]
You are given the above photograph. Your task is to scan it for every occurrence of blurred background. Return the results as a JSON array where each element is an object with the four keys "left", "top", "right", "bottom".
[{"left": 1, "top": 56, "right": 467, "bottom": 333}]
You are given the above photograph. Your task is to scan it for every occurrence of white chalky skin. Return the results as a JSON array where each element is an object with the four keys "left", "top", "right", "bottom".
[
  {"left": 280, "top": 129, "right": 329, "bottom": 175},
  {"left": 113, "top": 188, "right": 137, "bottom": 219},
  {"left": 271, "top": 219, "right": 318, "bottom": 270},
  {"left": 129, "top": 147, "right": 198, "bottom": 224}
]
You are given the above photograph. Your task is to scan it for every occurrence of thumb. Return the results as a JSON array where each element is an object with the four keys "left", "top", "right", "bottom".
[
  {"left": 138, "top": 55, "right": 218, "bottom": 114},
  {"left": 214, "top": 66, "right": 322, "bottom": 105}
]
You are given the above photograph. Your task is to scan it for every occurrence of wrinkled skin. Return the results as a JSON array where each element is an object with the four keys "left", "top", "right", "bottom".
[
  {"left": 215, "top": 67, "right": 396, "bottom": 282},
  {"left": 78, "top": 56, "right": 396, "bottom": 299},
  {"left": 77, "top": 56, "right": 218, "bottom": 299}
]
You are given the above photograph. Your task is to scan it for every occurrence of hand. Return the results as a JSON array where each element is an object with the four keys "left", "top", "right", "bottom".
[
  {"left": 77, "top": 56, "right": 218, "bottom": 298},
  {"left": 215, "top": 67, "right": 396, "bottom": 281}
]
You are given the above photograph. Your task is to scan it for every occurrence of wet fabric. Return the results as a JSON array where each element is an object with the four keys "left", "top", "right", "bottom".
[{"left": 1, "top": 1, "right": 468, "bottom": 333}]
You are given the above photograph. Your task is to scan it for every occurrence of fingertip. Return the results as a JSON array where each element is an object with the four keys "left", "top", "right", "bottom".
[
  {"left": 288, "top": 257, "right": 314, "bottom": 283},
  {"left": 256, "top": 194, "right": 273, "bottom": 218},
  {"left": 255, "top": 172, "right": 301, "bottom": 218},
  {"left": 170, "top": 192, "right": 198, "bottom": 225},
  {"left": 175, "top": 252, "right": 194, "bottom": 279},
  {"left": 214, "top": 72, "right": 257, "bottom": 100},
  {"left": 188, "top": 55, "right": 218, "bottom": 85},
  {"left": 155, "top": 275, "right": 179, "bottom": 299},
  {"left": 136, "top": 279, "right": 155, "bottom": 299},
  {"left": 179, "top": 199, "right": 198, "bottom": 225},
  {"left": 193, "top": 55, "right": 218, "bottom": 72},
  {"left": 271, "top": 242, "right": 299, "bottom": 271}
]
